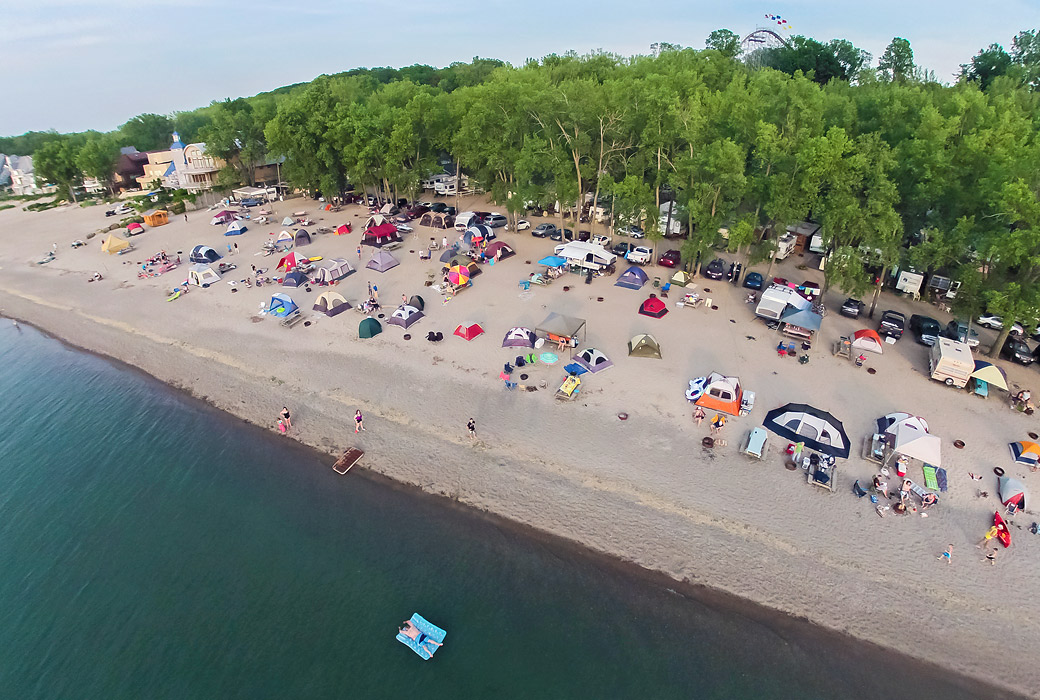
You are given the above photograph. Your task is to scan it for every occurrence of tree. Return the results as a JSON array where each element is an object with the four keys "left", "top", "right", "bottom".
[
  {"left": 878, "top": 38, "right": 914, "bottom": 83},
  {"left": 119, "top": 113, "right": 174, "bottom": 152},
  {"left": 201, "top": 98, "right": 273, "bottom": 186},
  {"left": 76, "top": 134, "right": 119, "bottom": 194},
  {"left": 34, "top": 138, "right": 82, "bottom": 201},
  {"left": 763, "top": 36, "right": 852, "bottom": 84},
  {"left": 829, "top": 39, "right": 872, "bottom": 81},
  {"left": 705, "top": 29, "right": 741, "bottom": 59},
  {"left": 960, "top": 44, "right": 1013, "bottom": 89}
]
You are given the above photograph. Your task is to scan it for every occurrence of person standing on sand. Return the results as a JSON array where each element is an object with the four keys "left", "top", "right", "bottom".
[
  {"left": 442, "top": 236, "right": 447, "bottom": 249},
  {"left": 938, "top": 544, "right": 953, "bottom": 564},
  {"left": 234, "top": 242, "right": 239, "bottom": 254},
  {"left": 355, "top": 410, "right": 365, "bottom": 432},
  {"left": 467, "top": 418, "right": 476, "bottom": 438},
  {"left": 184, "top": 214, "right": 188, "bottom": 223},
  {"left": 280, "top": 406, "right": 292, "bottom": 429},
  {"left": 357, "top": 246, "right": 362, "bottom": 260}
]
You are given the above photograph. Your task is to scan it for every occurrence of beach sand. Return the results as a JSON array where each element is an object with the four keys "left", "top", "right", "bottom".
[{"left": 1, "top": 198, "right": 1037, "bottom": 697}]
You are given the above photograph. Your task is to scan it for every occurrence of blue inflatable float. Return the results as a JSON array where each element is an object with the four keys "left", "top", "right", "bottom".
[{"left": 396, "top": 613, "right": 446, "bottom": 660}]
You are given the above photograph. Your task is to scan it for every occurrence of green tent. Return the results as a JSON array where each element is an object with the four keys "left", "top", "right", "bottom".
[{"left": 359, "top": 317, "right": 382, "bottom": 339}]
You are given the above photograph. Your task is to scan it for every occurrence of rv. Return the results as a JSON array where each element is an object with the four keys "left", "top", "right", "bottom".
[
  {"left": 929, "top": 337, "right": 973, "bottom": 388},
  {"left": 755, "top": 285, "right": 797, "bottom": 321},
  {"left": 422, "top": 174, "right": 452, "bottom": 190},
  {"left": 774, "top": 233, "right": 797, "bottom": 260},
  {"left": 658, "top": 201, "right": 686, "bottom": 237},
  {"left": 553, "top": 241, "right": 617, "bottom": 271}
]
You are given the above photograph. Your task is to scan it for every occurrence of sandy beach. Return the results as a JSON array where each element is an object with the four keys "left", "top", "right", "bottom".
[{"left": 1, "top": 198, "right": 1037, "bottom": 697}]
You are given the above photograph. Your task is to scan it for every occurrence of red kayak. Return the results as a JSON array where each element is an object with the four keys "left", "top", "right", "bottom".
[{"left": 994, "top": 511, "right": 1012, "bottom": 548}]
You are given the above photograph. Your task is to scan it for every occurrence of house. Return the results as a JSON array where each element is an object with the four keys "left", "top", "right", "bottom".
[
  {"left": 251, "top": 154, "right": 285, "bottom": 187},
  {"left": 134, "top": 133, "right": 225, "bottom": 193},
  {"left": 114, "top": 148, "right": 150, "bottom": 192},
  {"left": 5, "top": 155, "right": 53, "bottom": 195},
  {"left": 0, "top": 155, "right": 10, "bottom": 189}
]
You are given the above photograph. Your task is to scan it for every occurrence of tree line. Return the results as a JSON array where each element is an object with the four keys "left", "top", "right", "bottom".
[{"left": 8, "top": 31, "right": 1040, "bottom": 356}]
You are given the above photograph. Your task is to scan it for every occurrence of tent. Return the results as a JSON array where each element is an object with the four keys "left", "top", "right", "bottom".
[
  {"left": 101, "top": 233, "right": 130, "bottom": 255},
  {"left": 359, "top": 317, "right": 382, "bottom": 338},
  {"left": 282, "top": 270, "right": 307, "bottom": 288},
  {"left": 335, "top": 224, "right": 352, "bottom": 235},
  {"left": 538, "top": 255, "right": 568, "bottom": 268},
  {"left": 464, "top": 225, "right": 493, "bottom": 246},
  {"left": 875, "top": 412, "right": 928, "bottom": 435},
  {"left": 1009, "top": 440, "right": 1040, "bottom": 467},
  {"left": 885, "top": 416, "right": 941, "bottom": 466},
  {"left": 187, "top": 263, "right": 221, "bottom": 287},
  {"left": 615, "top": 266, "right": 649, "bottom": 290},
  {"left": 454, "top": 323, "right": 485, "bottom": 341},
  {"left": 277, "top": 252, "right": 304, "bottom": 271},
  {"left": 314, "top": 258, "right": 354, "bottom": 285},
  {"left": 780, "top": 306, "right": 822, "bottom": 332},
  {"left": 420, "top": 212, "right": 451, "bottom": 228},
  {"left": 997, "top": 476, "right": 1029, "bottom": 510},
  {"left": 536, "top": 312, "right": 586, "bottom": 344},
  {"left": 362, "top": 222, "right": 401, "bottom": 247},
  {"left": 971, "top": 361, "right": 1009, "bottom": 391},
  {"left": 126, "top": 222, "right": 144, "bottom": 235},
  {"left": 366, "top": 250, "right": 400, "bottom": 273},
  {"left": 407, "top": 294, "right": 425, "bottom": 311},
  {"left": 276, "top": 230, "right": 295, "bottom": 246},
  {"left": 211, "top": 210, "right": 237, "bottom": 225},
  {"left": 628, "top": 334, "right": 662, "bottom": 358},
  {"left": 762, "top": 403, "right": 851, "bottom": 458},
  {"left": 293, "top": 229, "right": 312, "bottom": 246},
  {"left": 225, "top": 220, "right": 247, "bottom": 235},
  {"left": 387, "top": 304, "right": 424, "bottom": 329},
  {"left": 639, "top": 296, "right": 669, "bottom": 319},
  {"left": 574, "top": 347, "right": 613, "bottom": 373},
  {"left": 313, "top": 291, "right": 351, "bottom": 317},
  {"left": 189, "top": 245, "right": 221, "bottom": 264},
  {"left": 439, "top": 248, "right": 458, "bottom": 263},
  {"left": 502, "top": 327, "right": 536, "bottom": 348},
  {"left": 695, "top": 372, "right": 743, "bottom": 416},
  {"left": 281, "top": 216, "right": 295, "bottom": 227},
  {"left": 379, "top": 203, "right": 396, "bottom": 215},
  {"left": 484, "top": 241, "right": 515, "bottom": 260},
  {"left": 267, "top": 293, "right": 298, "bottom": 317},
  {"left": 851, "top": 329, "right": 884, "bottom": 354},
  {"left": 670, "top": 270, "right": 694, "bottom": 287}
]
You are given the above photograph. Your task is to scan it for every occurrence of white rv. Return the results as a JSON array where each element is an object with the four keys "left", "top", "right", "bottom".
[
  {"left": 658, "top": 201, "right": 686, "bottom": 236},
  {"left": 553, "top": 241, "right": 617, "bottom": 271}
]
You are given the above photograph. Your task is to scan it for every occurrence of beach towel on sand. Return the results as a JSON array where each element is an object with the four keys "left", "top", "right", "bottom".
[
  {"left": 922, "top": 465, "right": 939, "bottom": 491},
  {"left": 936, "top": 467, "right": 949, "bottom": 493}
]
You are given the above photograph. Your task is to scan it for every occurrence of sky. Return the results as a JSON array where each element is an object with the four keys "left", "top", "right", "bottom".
[{"left": 0, "top": 0, "right": 1036, "bottom": 136}]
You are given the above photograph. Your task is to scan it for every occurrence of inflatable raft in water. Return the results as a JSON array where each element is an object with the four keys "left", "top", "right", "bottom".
[{"left": 396, "top": 613, "right": 446, "bottom": 660}]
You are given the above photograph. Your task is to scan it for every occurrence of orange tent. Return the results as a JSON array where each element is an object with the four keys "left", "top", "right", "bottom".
[
  {"left": 694, "top": 372, "right": 743, "bottom": 416},
  {"left": 852, "top": 329, "right": 884, "bottom": 354}
]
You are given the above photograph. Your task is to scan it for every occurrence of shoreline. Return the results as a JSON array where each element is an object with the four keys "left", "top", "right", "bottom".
[
  {"left": 2, "top": 200, "right": 1038, "bottom": 697},
  {"left": 2, "top": 312, "right": 1029, "bottom": 700}
]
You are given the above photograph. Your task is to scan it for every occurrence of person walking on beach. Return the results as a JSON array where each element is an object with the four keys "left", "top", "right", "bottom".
[
  {"left": 357, "top": 245, "right": 362, "bottom": 260},
  {"left": 280, "top": 406, "right": 292, "bottom": 429},
  {"left": 693, "top": 406, "right": 705, "bottom": 426},
  {"left": 234, "top": 242, "right": 239, "bottom": 254},
  {"left": 938, "top": 544, "right": 953, "bottom": 564},
  {"left": 467, "top": 418, "right": 476, "bottom": 438},
  {"left": 227, "top": 243, "right": 233, "bottom": 254},
  {"left": 442, "top": 236, "right": 448, "bottom": 250},
  {"left": 355, "top": 410, "right": 365, "bottom": 432},
  {"left": 184, "top": 213, "right": 188, "bottom": 223}
]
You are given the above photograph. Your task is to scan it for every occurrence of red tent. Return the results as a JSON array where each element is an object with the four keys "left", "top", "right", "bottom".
[
  {"left": 362, "top": 221, "right": 401, "bottom": 247},
  {"left": 335, "top": 224, "right": 352, "bottom": 235},
  {"left": 454, "top": 323, "right": 485, "bottom": 341},
  {"left": 277, "top": 252, "right": 304, "bottom": 271},
  {"left": 638, "top": 296, "right": 669, "bottom": 319}
]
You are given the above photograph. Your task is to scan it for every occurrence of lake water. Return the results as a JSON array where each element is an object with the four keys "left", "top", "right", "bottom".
[{"left": 0, "top": 322, "right": 1013, "bottom": 699}]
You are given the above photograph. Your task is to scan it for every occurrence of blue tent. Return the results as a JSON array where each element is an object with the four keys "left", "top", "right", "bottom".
[
  {"left": 538, "top": 255, "right": 567, "bottom": 268},
  {"left": 267, "top": 293, "right": 298, "bottom": 317},
  {"left": 225, "top": 221, "right": 247, "bottom": 235},
  {"left": 615, "top": 265, "right": 649, "bottom": 290},
  {"left": 282, "top": 270, "right": 307, "bottom": 288}
]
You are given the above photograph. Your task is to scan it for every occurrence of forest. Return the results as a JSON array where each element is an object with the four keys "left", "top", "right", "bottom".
[{"left": 5, "top": 29, "right": 1040, "bottom": 355}]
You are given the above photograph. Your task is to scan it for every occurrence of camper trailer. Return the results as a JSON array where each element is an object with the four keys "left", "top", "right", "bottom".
[
  {"left": 929, "top": 337, "right": 973, "bottom": 388},
  {"left": 553, "top": 241, "right": 617, "bottom": 271},
  {"left": 422, "top": 173, "right": 452, "bottom": 190},
  {"left": 755, "top": 285, "right": 796, "bottom": 321},
  {"left": 658, "top": 201, "right": 686, "bottom": 237},
  {"left": 775, "top": 234, "right": 797, "bottom": 261}
]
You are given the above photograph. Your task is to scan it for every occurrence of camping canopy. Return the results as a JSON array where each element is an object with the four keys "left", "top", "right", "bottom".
[
  {"left": 388, "top": 304, "right": 424, "bottom": 329},
  {"left": 225, "top": 221, "right": 247, "bottom": 235},
  {"left": 695, "top": 372, "right": 742, "bottom": 416},
  {"left": 536, "top": 312, "right": 586, "bottom": 343},
  {"left": 366, "top": 250, "right": 400, "bottom": 273},
  {"left": 454, "top": 323, "right": 485, "bottom": 341},
  {"left": 267, "top": 293, "right": 297, "bottom": 317},
  {"left": 538, "top": 255, "right": 568, "bottom": 268},
  {"left": 1009, "top": 440, "right": 1040, "bottom": 467},
  {"left": 851, "top": 329, "right": 883, "bottom": 354},
  {"left": 885, "top": 416, "right": 941, "bottom": 466},
  {"left": 313, "top": 291, "right": 351, "bottom": 317},
  {"left": 615, "top": 266, "right": 649, "bottom": 290},
  {"left": 998, "top": 476, "right": 1028, "bottom": 510},
  {"left": 502, "top": 327, "right": 536, "bottom": 348},
  {"left": 359, "top": 317, "right": 382, "bottom": 338},
  {"left": 101, "top": 233, "right": 130, "bottom": 254},
  {"left": 762, "top": 403, "right": 851, "bottom": 458},
  {"left": 971, "top": 361, "right": 1009, "bottom": 391},
  {"left": 282, "top": 270, "right": 307, "bottom": 288},
  {"left": 780, "top": 306, "right": 822, "bottom": 331},
  {"left": 187, "top": 263, "right": 220, "bottom": 287},
  {"left": 293, "top": 229, "right": 312, "bottom": 246},
  {"left": 575, "top": 347, "right": 613, "bottom": 373},
  {"left": 639, "top": 296, "right": 668, "bottom": 318},
  {"left": 189, "top": 245, "right": 221, "bottom": 264},
  {"left": 628, "top": 333, "right": 662, "bottom": 358}
]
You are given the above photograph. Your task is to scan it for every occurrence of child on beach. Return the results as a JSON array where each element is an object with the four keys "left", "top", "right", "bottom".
[
  {"left": 938, "top": 544, "right": 953, "bottom": 564},
  {"left": 467, "top": 418, "right": 476, "bottom": 438},
  {"left": 277, "top": 419, "right": 286, "bottom": 435},
  {"left": 355, "top": 410, "right": 365, "bottom": 432}
]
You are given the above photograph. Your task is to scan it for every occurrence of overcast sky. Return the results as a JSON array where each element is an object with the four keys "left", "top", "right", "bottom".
[{"left": 0, "top": 0, "right": 1035, "bottom": 136}]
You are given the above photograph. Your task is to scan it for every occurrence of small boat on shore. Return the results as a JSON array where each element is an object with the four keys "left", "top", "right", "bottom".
[
  {"left": 396, "top": 613, "right": 446, "bottom": 660},
  {"left": 332, "top": 448, "right": 364, "bottom": 474}
]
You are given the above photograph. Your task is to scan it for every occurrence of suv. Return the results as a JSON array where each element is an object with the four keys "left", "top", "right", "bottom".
[
  {"left": 840, "top": 298, "right": 864, "bottom": 318},
  {"left": 612, "top": 241, "right": 633, "bottom": 257},
  {"left": 1002, "top": 337, "right": 1034, "bottom": 365},
  {"left": 976, "top": 313, "right": 1024, "bottom": 336},
  {"left": 943, "top": 320, "right": 980, "bottom": 348},
  {"left": 531, "top": 223, "right": 557, "bottom": 238},
  {"left": 484, "top": 213, "right": 508, "bottom": 228},
  {"left": 909, "top": 314, "right": 941, "bottom": 346},
  {"left": 659, "top": 250, "right": 682, "bottom": 268},
  {"left": 591, "top": 234, "right": 611, "bottom": 247},
  {"left": 549, "top": 228, "right": 574, "bottom": 242},
  {"left": 878, "top": 310, "right": 906, "bottom": 340}
]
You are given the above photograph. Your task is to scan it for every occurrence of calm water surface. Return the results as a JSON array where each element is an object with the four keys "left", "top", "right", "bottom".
[{"left": 0, "top": 323, "right": 1011, "bottom": 699}]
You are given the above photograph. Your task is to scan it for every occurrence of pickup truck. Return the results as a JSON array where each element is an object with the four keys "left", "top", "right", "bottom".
[
  {"left": 878, "top": 310, "right": 906, "bottom": 340},
  {"left": 625, "top": 246, "right": 653, "bottom": 265}
]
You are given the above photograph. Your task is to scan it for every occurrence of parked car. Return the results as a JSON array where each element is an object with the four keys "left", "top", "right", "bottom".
[
  {"left": 445, "top": 205, "right": 457, "bottom": 217},
  {"left": 943, "top": 320, "right": 980, "bottom": 348},
  {"left": 977, "top": 313, "right": 1025, "bottom": 336},
  {"left": 909, "top": 314, "right": 942, "bottom": 346},
  {"left": 659, "top": 250, "right": 682, "bottom": 268},
  {"left": 549, "top": 228, "right": 574, "bottom": 242},
  {"left": 743, "top": 272, "right": 764, "bottom": 290},
  {"left": 617, "top": 224, "right": 644, "bottom": 238},
  {"left": 396, "top": 224, "right": 413, "bottom": 234},
  {"left": 406, "top": 204, "right": 429, "bottom": 219},
  {"left": 878, "top": 310, "right": 906, "bottom": 340},
  {"left": 591, "top": 234, "right": 611, "bottom": 247},
  {"left": 577, "top": 230, "right": 591, "bottom": 242},
  {"left": 612, "top": 241, "right": 633, "bottom": 257},
  {"left": 701, "top": 257, "right": 725, "bottom": 278},
  {"left": 625, "top": 246, "right": 653, "bottom": 265},
  {"left": 484, "top": 213, "right": 508, "bottom": 228},
  {"left": 429, "top": 202, "right": 449, "bottom": 213},
  {"left": 531, "top": 223, "right": 557, "bottom": 238},
  {"left": 241, "top": 198, "right": 263, "bottom": 207},
  {"left": 840, "top": 298, "right": 864, "bottom": 318},
  {"left": 1002, "top": 337, "right": 1034, "bottom": 365},
  {"left": 513, "top": 219, "right": 531, "bottom": 231}
]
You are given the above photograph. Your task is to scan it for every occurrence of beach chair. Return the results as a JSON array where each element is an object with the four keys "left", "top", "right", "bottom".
[{"left": 742, "top": 427, "right": 768, "bottom": 459}]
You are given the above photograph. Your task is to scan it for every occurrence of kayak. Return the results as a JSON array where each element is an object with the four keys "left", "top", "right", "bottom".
[{"left": 994, "top": 511, "right": 1011, "bottom": 548}]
